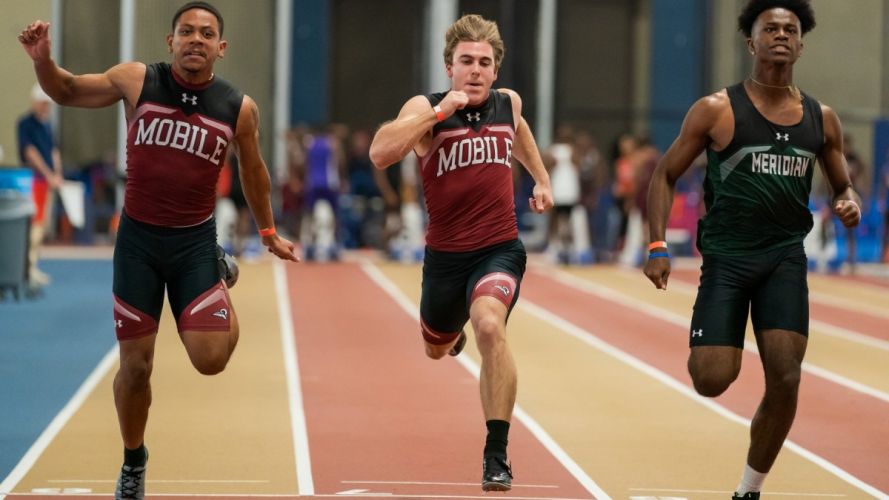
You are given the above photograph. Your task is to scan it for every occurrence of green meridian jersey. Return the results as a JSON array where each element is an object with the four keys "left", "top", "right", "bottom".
[{"left": 697, "top": 82, "right": 823, "bottom": 255}]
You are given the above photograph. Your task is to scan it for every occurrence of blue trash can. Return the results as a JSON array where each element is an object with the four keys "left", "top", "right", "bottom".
[{"left": 0, "top": 168, "right": 35, "bottom": 300}]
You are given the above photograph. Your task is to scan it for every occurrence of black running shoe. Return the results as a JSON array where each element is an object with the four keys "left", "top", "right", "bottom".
[
  {"left": 482, "top": 455, "right": 512, "bottom": 491},
  {"left": 732, "top": 492, "right": 760, "bottom": 500},
  {"left": 448, "top": 330, "right": 467, "bottom": 357},
  {"left": 114, "top": 451, "right": 148, "bottom": 500},
  {"left": 217, "top": 245, "right": 240, "bottom": 288}
]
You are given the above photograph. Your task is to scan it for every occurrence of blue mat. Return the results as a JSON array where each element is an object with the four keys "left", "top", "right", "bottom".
[{"left": 0, "top": 259, "right": 115, "bottom": 481}]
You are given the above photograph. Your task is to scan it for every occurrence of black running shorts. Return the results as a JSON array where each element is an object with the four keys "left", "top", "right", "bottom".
[
  {"left": 420, "top": 239, "right": 527, "bottom": 335},
  {"left": 689, "top": 243, "right": 808, "bottom": 348},
  {"left": 113, "top": 211, "right": 222, "bottom": 325}
]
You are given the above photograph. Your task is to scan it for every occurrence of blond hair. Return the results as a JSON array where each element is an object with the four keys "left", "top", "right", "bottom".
[{"left": 443, "top": 14, "right": 505, "bottom": 70}]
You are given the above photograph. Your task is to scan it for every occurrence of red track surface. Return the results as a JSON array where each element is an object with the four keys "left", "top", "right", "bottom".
[
  {"left": 523, "top": 268, "right": 889, "bottom": 493},
  {"left": 287, "top": 263, "right": 598, "bottom": 499}
]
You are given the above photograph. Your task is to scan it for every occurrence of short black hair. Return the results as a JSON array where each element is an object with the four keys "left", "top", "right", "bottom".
[
  {"left": 172, "top": 1, "right": 224, "bottom": 36},
  {"left": 737, "top": 0, "right": 815, "bottom": 37}
]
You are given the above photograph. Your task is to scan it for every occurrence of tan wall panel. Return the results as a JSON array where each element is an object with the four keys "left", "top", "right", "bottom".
[
  {"left": 59, "top": 0, "right": 119, "bottom": 168},
  {"left": 0, "top": 1, "right": 52, "bottom": 168}
]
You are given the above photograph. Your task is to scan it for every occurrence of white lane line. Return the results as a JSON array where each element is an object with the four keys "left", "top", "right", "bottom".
[
  {"left": 0, "top": 345, "right": 119, "bottom": 500},
  {"left": 630, "top": 487, "right": 846, "bottom": 497},
  {"left": 342, "top": 480, "right": 557, "bottom": 488},
  {"left": 360, "top": 262, "right": 608, "bottom": 500},
  {"left": 545, "top": 268, "right": 889, "bottom": 404},
  {"left": 809, "top": 289, "right": 889, "bottom": 320},
  {"left": 519, "top": 298, "right": 886, "bottom": 499},
  {"left": 275, "top": 260, "right": 315, "bottom": 496}
]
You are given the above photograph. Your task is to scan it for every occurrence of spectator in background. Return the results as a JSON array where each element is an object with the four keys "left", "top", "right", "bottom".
[
  {"left": 575, "top": 130, "right": 605, "bottom": 259},
  {"left": 17, "top": 83, "right": 63, "bottom": 287},
  {"left": 611, "top": 133, "right": 638, "bottom": 254},
  {"left": 345, "top": 129, "right": 383, "bottom": 248},
  {"left": 632, "top": 136, "right": 661, "bottom": 257},
  {"left": 842, "top": 134, "right": 865, "bottom": 272},
  {"left": 282, "top": 126, "right": 308, "bottom": 240},
  {"left": 347, "top": 130, "right": 379, "bottom": 199},
  {"left": 881, "top": 154, "right": 889, "bottom": 262},
  {"left": 373, "top": 157, "right": 405, "bottom": 256},
  {"left": 216, "top": 150, "right": 252, "bottom": 257},
  {"left": 301, "top": 125, "right": 346, "bottom": 260},
  {"left": 543, "top": 124, "right": 581, "bottom": 263}
]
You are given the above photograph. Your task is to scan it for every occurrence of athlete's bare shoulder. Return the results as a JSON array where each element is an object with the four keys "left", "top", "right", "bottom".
[
  {"left": 236, "top": 94, "right": 259, "bottom": 136},
  {"left": 683, "top": 89, "right": 733, "bottom": 147},
  {"left": 399, "top": 94, "right": 434, "bottom": 118},
  {"left": 496, "top": 88, "right": 522, "bottom": 128},
  {"left": 693, "top": 88, "right": 731, "bottom": 118},
  {"left": 107, "top": 62, "right": 147, "bottom": 106},
  {"left": 818, "top": 102, "right": 843, "bottom": 146},
  {"left": 496, "top": 87, "right": 521, "bottom": 102}
]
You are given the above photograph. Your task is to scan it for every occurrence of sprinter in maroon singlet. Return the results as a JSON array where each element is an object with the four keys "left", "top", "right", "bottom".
[
  {"left": 369, "top": 14, "right": 553, "bottom": 492},
  {"left": 19, "top": 3, "right": 298, "bottom": 498}
]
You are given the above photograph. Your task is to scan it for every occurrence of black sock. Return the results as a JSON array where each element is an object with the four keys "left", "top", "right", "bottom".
[
  {"left": 123, "top": 444, "right": 147, "bottom": 467},
  {"left": 484, "top": 420, "right": 510, "bottom": 458}
]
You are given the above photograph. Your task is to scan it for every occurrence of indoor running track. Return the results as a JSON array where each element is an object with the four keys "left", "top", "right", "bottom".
[{"left": 1, "top": 253, "right": 887, "bottom": 499}]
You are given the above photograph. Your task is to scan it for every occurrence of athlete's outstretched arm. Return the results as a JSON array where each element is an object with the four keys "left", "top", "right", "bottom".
[
  {"left": 19, "top": 21, "right": 142, "bottom": 108},
  {"left": 644, "top": 94, "right": 723, "bottom": 290},
  {"left": 819, "top": 105, "right": 861, "bottom": 228},
  {"left": 235, "top": 96, "right": 299, "bottom": 262}
]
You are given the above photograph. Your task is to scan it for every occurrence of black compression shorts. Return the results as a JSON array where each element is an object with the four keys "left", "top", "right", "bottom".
[
  {"left": 113, "top": 211, "right": 223, "bottom": 338},
  {"left": 689, "top": 243, "right": 808, "bottom": 348},
  {"left": 420, "top": 239, "right": 526, "bottom": 338}
]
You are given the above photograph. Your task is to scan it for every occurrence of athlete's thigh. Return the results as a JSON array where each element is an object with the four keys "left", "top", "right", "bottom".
[
  {"left": 164, "top": 220, "right": 229, "bottom": 331},
  {"left": 420, "top": 247, "right": 472, "bottom": 336},
  {"left": 466, "top": 239, "right": 527, "bottom": 317},
  {"left": 689, "top": 253, "right": 757, "bottom": 348},
  {"left": 113, "top": 213, "right": 165, "bottom": 340},
  {"left": 751, "top": 244, "right": 809, "bottom": 336}
]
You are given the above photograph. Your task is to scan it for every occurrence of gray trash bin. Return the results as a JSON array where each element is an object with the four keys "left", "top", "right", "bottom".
[{"left": 0, "top": 169, "right": 35, "bottom": 300}]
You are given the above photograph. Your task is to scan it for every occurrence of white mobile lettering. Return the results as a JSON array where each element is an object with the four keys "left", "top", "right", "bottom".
[
  {"left": 133, "top": 117, "right": 224, "bottom": 162},
  {"left": 435, "top": 136, "right": 513, "bottom": 177}
]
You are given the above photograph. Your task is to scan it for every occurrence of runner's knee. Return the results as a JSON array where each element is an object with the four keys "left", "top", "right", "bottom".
[
  {"left": 118, "top": 358, "right": 153, "bottom": 389},
  {"left": 189, "top": 348, "right": 231, "bottom": 375},
  {"left": 420, "top": 319, "right": 460, "bottom": 359},
  {"left": 765, "top": 368, "right": 801, "bottom": 398},
  {"left": 424, "top": 343, "right": 448, "bottom": 360},
  {"left": 473, "top": 315, "right": 504, "bottom": 353},
  {"left": 688, "top": 346, "right": 741, "bottom": 397},
  {"left": 688, "top": 365, "right": 738, "bottom": 397}
]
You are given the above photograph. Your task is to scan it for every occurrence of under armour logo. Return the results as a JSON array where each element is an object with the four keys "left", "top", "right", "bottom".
[
  {"left": 182, "top": 93, "right": 198, "bottom": 105},
  {"left": 212, "top": 308, "right": 229, "bottom": 320},
  {"left": 494, "top": 285, "right": 510, "bottom": 296},
  {"left": 776, "top": 132, "right": 789, "bottom": 141},
  {"left": 466, "top": 112, "right": 481, "bottom": 122},
  {"left": 692, "top": 329, "right": 703, "bottom": 337},
  {"left": 115, "top": 320, "right": 123, "bottom": 328}
]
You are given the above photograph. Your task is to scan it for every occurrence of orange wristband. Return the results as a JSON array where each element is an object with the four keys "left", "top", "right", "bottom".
[
  {"left": 648, "top": 240, "right": 667, "bottom": 251},
  {"left": 259, "top": 227, "right": 276, "bottom": 237},
  {"left": 433, "top": 105, "right": 445, "bottom": 122}
]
